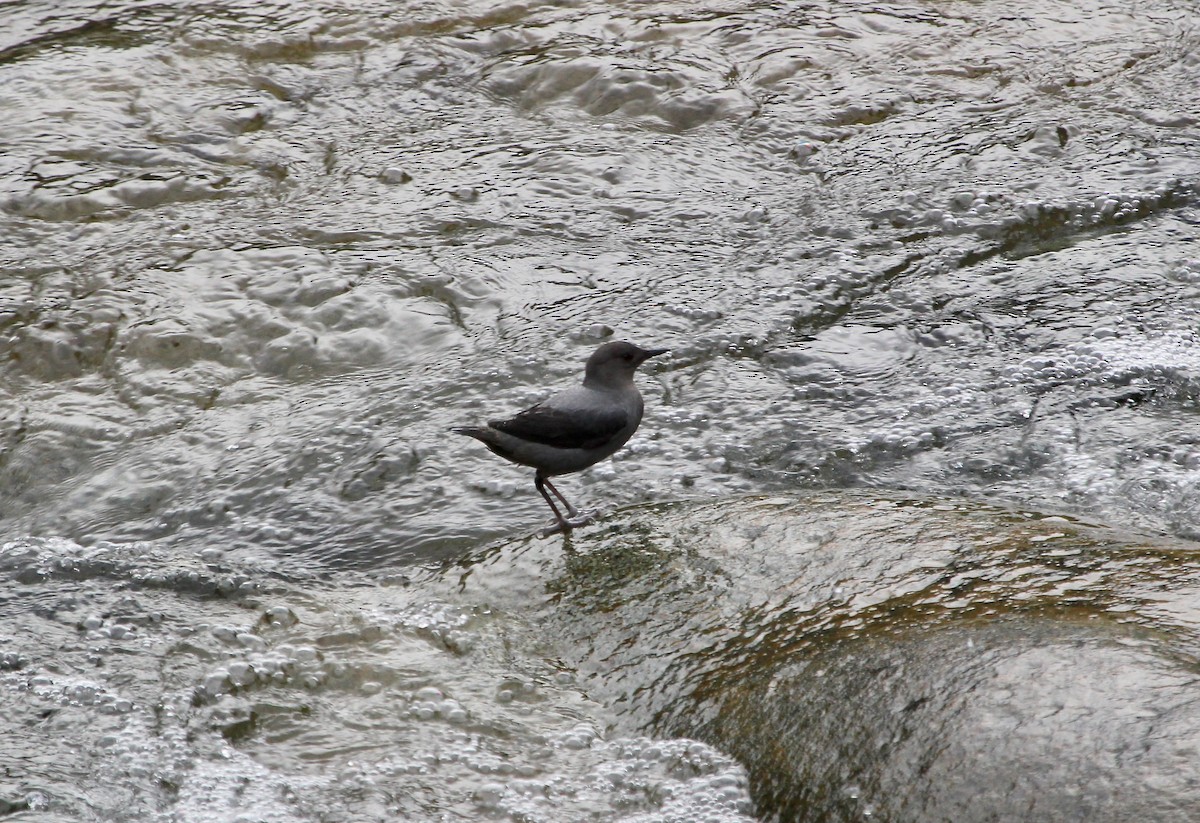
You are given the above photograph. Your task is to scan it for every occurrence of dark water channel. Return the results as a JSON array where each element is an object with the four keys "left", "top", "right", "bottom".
[{"left": 2, "top": 0, "right": 1199, "bottom": 820}]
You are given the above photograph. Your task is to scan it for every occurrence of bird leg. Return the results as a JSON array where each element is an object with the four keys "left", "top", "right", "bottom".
[
  {"left": 535, "top": 472, "right": 572, "bottom": 531},
  {"left": 534, "top": 473, "right": 596, "bottom": 537},
  {"left": 540, "top": 476, "right": 579, "bottom": 518}
]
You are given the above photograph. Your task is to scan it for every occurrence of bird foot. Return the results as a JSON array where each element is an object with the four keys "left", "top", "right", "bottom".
[{"left": 537, "top": 510, "right": 598, "bottom": 538}]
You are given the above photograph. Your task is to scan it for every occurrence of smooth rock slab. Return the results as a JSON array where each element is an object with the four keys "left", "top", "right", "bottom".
[
  {"left": 448, "top": 492, "right": 1200, "bottom": 822},
  {"left": 713, "top": 620, "right": 1200, "bottom": 822}
]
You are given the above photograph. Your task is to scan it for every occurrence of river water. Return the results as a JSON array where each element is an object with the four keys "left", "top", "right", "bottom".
[{"left": 2, "top": 0, "right": 1199, "bottom": 820}]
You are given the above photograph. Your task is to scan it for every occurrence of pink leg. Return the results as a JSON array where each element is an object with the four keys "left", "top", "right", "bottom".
[
  {"left": 535, "top": 472, "right": 571, "bottom": 530},
  {"left": 540, "top": 476, "right": 579, "bottom": 517}
]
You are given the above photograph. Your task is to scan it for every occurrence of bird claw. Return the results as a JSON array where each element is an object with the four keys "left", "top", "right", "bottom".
[
  {"left": 567, "top": 510, "right": 597, "bottom": 529},
  {"left": 537, "top": 510, "right": 598, "bottom": 538}
]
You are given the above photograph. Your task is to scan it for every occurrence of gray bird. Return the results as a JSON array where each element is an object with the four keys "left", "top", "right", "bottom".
[{"left": 452, "top": 341, "right": 669, "bottom": 533}]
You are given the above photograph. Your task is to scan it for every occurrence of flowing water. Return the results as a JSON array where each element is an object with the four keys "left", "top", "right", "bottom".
[{"left": 2, "top": 0, "right": 1199, "bottom": 820}]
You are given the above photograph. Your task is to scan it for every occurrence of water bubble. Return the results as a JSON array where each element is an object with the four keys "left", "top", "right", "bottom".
[
  {"left": 227, "top": 662, "right": 256, "bottom": 687},
  {"left": 474, "top": 782, "right": 505, "bottom": 808},
  {"left": 790, "top": 142, "right": 817, "bottom": 160},
  {"left": 580, "top": 323, "right": 613, "bottom": 340},
  {"left": 204, "top": 670, "right": 231, "bottom": 697},
  {"left": 380, "top": 167, "right": 412, "bottom": 184},
  {"left": 262, "top": 605, "right": 297, "bottom": 628}
]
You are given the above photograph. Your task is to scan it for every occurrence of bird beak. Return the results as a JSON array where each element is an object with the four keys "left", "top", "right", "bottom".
[{"left": 639, "top": 347, "right": 670, "bottom": 362}]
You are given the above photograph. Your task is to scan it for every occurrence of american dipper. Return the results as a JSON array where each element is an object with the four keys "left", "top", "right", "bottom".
[{"left": 452, "top": 341, "right": 668, "bottom": 533}]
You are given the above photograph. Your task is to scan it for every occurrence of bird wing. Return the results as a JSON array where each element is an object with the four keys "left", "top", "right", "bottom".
[{"left": 490, "top": 402, "right": 628, "bottom": 450}]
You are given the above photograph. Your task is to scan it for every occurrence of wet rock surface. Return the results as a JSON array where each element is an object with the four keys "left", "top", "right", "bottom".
[
  {"left": 0, "top": 535, "right": 757, "bottom": 822},
  {"left": 448, "top": 493, "right": 1200, "bottom": 821},
  {"left": 729, "top": 620, "right": 1200, "bottom": 822},
  {"left": 5, "top": 491, "right": 1200, "bottom": 820}
]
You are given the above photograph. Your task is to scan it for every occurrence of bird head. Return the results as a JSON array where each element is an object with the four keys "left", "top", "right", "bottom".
[{"left": 583, "top": 341, "right": 669, "bottom": 388}]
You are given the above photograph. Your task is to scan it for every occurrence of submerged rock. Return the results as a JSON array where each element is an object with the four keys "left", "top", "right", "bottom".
[
  {"left": 6, "top": 493, "right": 1200, "bottom": 821},
  {"left": 449, "top": 492, "right": 1200, "bottom": 822},
  {"left": 715, "top": 619, "right": 1200, "bottom": 822}
]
